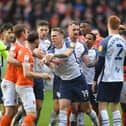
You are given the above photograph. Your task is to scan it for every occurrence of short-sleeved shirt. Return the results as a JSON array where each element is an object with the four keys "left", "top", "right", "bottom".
[
  {"left": 16, "top": 47, "right": 34, "bottom": 86},
  {"left": 82, "top": 48, "right": 98, "bottom": 85},
  {"left": 54, "top": 43, "right": 81, "bottom": 80},
  {"left": 4, "top": 42, "right": 22, "bottom": 83},
  {"left": 0, "top": 40, "right": 8, "bottom": 59},
  {"left": 65, "top": 37, "right": 88, "bottom": 72},
  {"left": 48, "top": 40, "right": 81, "bottom": 80},
  {"left": 98, "top": 34, "right": 126, "bottom": 82}
]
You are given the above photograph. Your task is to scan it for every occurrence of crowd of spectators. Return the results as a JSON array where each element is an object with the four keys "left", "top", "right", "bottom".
[{"left": 0, "top": 0, "right": 126, "bottom": 37}]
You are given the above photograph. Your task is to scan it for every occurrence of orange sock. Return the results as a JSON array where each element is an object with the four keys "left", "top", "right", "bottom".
[
  {"left": 67, "top": 106, "right": 71, "bottom": 126},
  {"left": 22, "top": 115, "right": 35, "bottom": 126},
  {"left": 0, "top": 114, "right": 12, "bottom": 126},
  {"left": 122, "top": 112, "right": 126, "bottom": 126}
]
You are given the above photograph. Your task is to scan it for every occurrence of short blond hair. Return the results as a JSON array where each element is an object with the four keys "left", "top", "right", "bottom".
[{"left": 51, "top": 27, "right": 64, "bottom": 35}]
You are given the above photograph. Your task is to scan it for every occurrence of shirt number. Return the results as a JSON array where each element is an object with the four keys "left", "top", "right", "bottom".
[{"left": 115, "top": 44, "right": 123, "bottom": 60}]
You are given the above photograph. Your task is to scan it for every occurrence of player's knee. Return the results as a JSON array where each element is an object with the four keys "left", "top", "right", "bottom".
[
  {"left": 36, "top": 99, "right": 43, "bottom": 110},
  {"left": 5, "top": 107, "right": 16, "bottom": 117}
]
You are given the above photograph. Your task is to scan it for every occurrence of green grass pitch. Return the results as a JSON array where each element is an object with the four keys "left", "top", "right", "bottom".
[
  {"left": 37, "top": 90, "right": 93, "bottom": 126},
  {"left": 0, "top": 59, "right": 122, "bottom": 126},
  {"left": 37, "top": 90, "right": 121, "bottom": 126}
]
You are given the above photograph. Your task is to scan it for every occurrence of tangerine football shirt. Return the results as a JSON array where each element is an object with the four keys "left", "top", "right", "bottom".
[
  {"left": 16, "top": 46, "right": 34, "bottom": 86},
  {"left": 4, "top": 42, "right": 22, "bottom": 83}
]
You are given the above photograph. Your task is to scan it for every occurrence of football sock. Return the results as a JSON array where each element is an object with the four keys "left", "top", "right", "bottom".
[
  {"left": 21, "top": 114, "right": 35, "bottom": 126},
  {"left": 100, "top": 110, "right": 110, "bottom": 126},
  {"left": 0, "top": 111, "right": 3, "bottom": 119},
  {"left": 87, "top": 110, "right": 99, "bottom": 126},
  {"left": 58, "top": 110, "right": 67, "bottom": 126},
  {"left": 0, "top": 114, "right": 12, "bottom": 126},
  {"left": 70, "top": 113, "right": 77, "bottom": 126},
  {"left": 48, "top": 111, "right": 58, "bottom": 126},
  {"left": 77, "top": 112, "right": 84, "bottom": 126},
  {"left": 112, "top": 110, "right": 121, "bottom": 126}
]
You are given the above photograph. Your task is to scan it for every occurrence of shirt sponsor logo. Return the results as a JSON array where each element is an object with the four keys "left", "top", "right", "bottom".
[{"left": 98, "top": 46, "right": 103, "bottom": 52}]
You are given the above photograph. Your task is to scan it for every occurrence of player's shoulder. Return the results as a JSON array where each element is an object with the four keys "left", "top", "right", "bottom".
[
  {"left": 90, "top": 47, "right": 98, "bottom": 52},
  {"left": 42, "top": 38, "right": 51, "bottom": 45},
  {"left": 0, "top": 40, "right": 6, "bottom": 49},
  {"left": 109, "top": 34, "right": 126, "bottom": 46},
  {"left": 10, "top": 42, "right": 20, "bottom": 50},
  {"left": 98, "top": 35, "right": 112, "bottom": 50},
  {"left": 45, "top": 38, "right": 51, "bottom": 42},
  {"left": 110, "top": 34, "right": 124, "bottom": 41},
  {"left": 76, "top": 40, "right": 87, "bottom": 48},
  {"left": 18, "top": 47, "right": 28, "bottom": 55},
  {"left": 78, "top": 41, "right": 88, "bottom": 53},
  {"left": 102, "top": 35, "right": 113, "bottom": 43}
]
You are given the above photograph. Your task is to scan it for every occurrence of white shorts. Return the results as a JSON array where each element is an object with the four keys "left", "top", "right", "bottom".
[
  {"left": 16, "top": 85, "right": 36, "bottom": 113},
  {"left": 120, "top": 81, "right": 126, "bottom": 103},
  {"left": 1, "top": 79, "right": 17, "bottom": 106}
]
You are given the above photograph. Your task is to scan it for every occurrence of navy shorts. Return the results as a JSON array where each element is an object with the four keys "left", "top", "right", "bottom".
[
  {"left": 97, "top": 82, "right": 123, "bottom": 102},
  {"left": 53, "top": 75, "right": 61, "bottom": 99},
  {"left": 60, "top": 74, "right": 89, "bottom": 102},
  {"left": 33, "top": 78, "right": 44, "bottom": 100}
]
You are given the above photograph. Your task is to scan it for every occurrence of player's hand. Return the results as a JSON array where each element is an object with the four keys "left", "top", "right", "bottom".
[
  {"left": 39, "top": 54, "right": 54, "bottom": 65},
  {"left": 39, "top": 57, "right": 47, "bottom": 64},
  {"left": 92, "top": 81, "right": 97, "bottom": 93},
  {"left": 41, "top": 73, "right": 51, "bottom": 80},
  {"left": 33, "top": 48, "right": 44, "bottom": 58},
  {"left": 45, "top": 54, "right": 54, "bottom": 62},
  {"left": 52, "top": 59, "right": 64, "bottom": 65}
]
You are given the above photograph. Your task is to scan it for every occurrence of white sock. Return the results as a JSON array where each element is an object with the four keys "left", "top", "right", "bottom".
[
  {"left": 49, "top": 111, "right": 58, "bottom": 126},
  {"left": 58, "top": 110, "right": 67, "bottom": 126},
  {"left": 112, "top": 110, "right": 121, "bottom": 126},
  {"left": 70, "top": 113, "right": 77, "bottom": 122},
  {"left": 100, "top": 110, "right": 110, "bottom": 126},
  {"left": 0, "top": 111, "right": 3, "bottom": 119},
  {"left": 87, "top": 110, "right": 99, "bottom": 126},
  {"left": 77, "top": 112, "right": 84, "bottom": 126}
]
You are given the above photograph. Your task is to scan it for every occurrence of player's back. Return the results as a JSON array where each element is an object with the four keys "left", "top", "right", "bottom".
[{"left": 102, "top": 34, "right": 126, "bottom": 82}]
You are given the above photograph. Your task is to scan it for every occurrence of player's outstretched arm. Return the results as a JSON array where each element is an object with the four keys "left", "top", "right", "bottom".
[{"left": 22, "top": 62, "right": 51, "bottom": 80}]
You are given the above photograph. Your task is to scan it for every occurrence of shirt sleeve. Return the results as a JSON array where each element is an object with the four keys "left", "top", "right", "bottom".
[
  {"left": 94, "top": 56, "right": 105, "bottom": 81},
  {"left": 98, "top": 36, "right": 112, "bottom": 57}
]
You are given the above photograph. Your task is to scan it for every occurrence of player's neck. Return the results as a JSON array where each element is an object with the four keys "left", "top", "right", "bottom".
[
  {"left": 108, "top": 30, "right": 119, "bottom": 35},
  {"left": 55, "top": 41, "right": 64, "bottom": 49},
  {"left": 40, "top": 36, "right": 47, "bottom": 41},
  {"left": 25, "top": 42, "right": 34, "bottom": 52},
  {"left": 16, "top": 38, "right": 25, "bottom": 46},
  {"left": 69, "top": 37, "right": 77, "bottom": 43}
]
